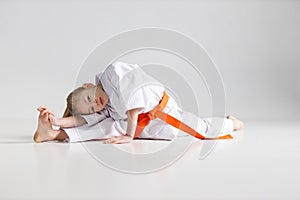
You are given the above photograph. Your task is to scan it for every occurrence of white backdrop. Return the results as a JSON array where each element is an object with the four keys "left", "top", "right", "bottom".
[{"left": 0, "top": 0, "right": 299, "bottom": 123}]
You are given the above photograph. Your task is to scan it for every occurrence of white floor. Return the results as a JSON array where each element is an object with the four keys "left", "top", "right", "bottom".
[{"left": 0, "top": 119, "right": 299, "bottom": 200}]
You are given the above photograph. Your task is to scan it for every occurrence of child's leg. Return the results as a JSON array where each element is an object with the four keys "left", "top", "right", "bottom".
[
  {"left": 202, "top": 115, "right": 244, "bottom": 135},
  {"left": 62, "top": 118, "right": 125, "bottom": 142},
  {"left": 226, "top": 115, "right": 244, "bottom": 131},
  {"left": 33, "top": 112, "right": 68, "bottom": 142},
  {"left": 54, "top": 130, "right": 69, "bottom": 141}
]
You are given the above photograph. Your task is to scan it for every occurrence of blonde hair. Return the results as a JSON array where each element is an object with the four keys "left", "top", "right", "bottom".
[{"left": 62, "top": 87, "right": 86, "bottom": 117}]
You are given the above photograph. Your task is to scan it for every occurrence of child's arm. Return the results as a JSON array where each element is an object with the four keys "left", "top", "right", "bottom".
[
  {"left": 38, "top": 106, "right": 88, "bottom": 128},
  {"left": 125, "top": 108, "right": 140, "bottom": 137},
  {"left": 49, "top": 115, "right": 87, "bottom": 128},
  {"left": 103, "top": 108, "right": 142, "bottom": 144}
]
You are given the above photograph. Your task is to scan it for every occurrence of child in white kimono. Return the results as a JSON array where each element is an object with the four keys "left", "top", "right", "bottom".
[{"left": 33, "top": 62, "right": 243, "bottom": 144}]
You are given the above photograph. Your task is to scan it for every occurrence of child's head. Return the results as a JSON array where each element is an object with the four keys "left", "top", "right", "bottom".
[{"left": 63, "top": 85, "right": 108, "bottom": 117}]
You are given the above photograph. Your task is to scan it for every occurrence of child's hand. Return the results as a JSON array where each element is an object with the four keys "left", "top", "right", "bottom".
[
  {"left": 37, "top": 106, "right": 61, "bottom": 126},
  {"left": 48, "top": 114, "right": 62, "bottom": 127},
  {"left": 37, "top": 106, "right": 55, "bottom": 120},
  {"left": 82, "top": 83, "right": 95, "bottom": 89},
  {"left": 103, "top": 135, "right": 133, "bottom": 144}
]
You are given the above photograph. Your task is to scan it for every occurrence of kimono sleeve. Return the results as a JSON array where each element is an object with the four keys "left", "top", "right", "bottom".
[
  {"left": 95, "top": 72, "right": 103, "bottom": 86},
  {"left": 79, "top": 110, "right": 108, "bottom": 126},
  {"left": 116, "top": 63, "right": 165, "bottom": 114},
  {"left": 125, "top": 85, "right": 164, "bottom": 114}
]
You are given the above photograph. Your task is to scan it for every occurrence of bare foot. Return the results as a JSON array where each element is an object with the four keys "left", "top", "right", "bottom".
[
  {"left": 227, "top": 115, "right": 244, "bottom": 131},
  {"left": 33, "top": 112, "right": 59, "bottom": 142}
]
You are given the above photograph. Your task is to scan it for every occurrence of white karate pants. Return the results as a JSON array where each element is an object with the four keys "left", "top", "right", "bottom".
[{"left": 63, "top": 113, "right": 234, "bottom": 143}]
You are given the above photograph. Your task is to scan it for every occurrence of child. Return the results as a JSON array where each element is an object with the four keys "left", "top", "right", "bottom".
[{"left": 33, "top": 62, "right": 243, "bottom": 144}]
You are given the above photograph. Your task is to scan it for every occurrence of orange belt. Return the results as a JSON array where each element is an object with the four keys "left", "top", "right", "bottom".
[{"left": 133, "top": 91, "right": 233, "bottom": 140}]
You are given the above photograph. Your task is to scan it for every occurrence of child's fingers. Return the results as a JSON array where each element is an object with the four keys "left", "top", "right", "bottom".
[
  {"left": 103, "top": 138, "right": 114, "bottom": 144},
  {"left": 49, "top": 114, "right": 57, "bottom": 122},
  {"left": 48, "top": 115, "right": 56, "bottom": 124},
  {"left": 103, "top": 139, "right": 109, "bottom": 144},
  {"left": 103, "top": 140, "right": 110, "bottom": 144},
  {"left": 40, "top": 108, "right": 55, "bottom": 116},
  {"left": 113, "top": 137, "right": 132, "bottom": 144},
  {"left": 41, "top": 109, "right": 48, "bottom": 115},
  {"left": 41, "top": 110, "right": 48, "bottom": 116},
  {"left": 110, "top": 137, "right": 121, "bottom": 144},
  {"left": 37, "top": 106, "right": 49, "bottom": 113},
  {"left": 44, "top": 112, "right": 49, "bottom": 120},
  {"left": 112, "top": 140, "right": 126, "bottom": 144},
  {"left": 41, "top": 110, "right": 47, "bottom": 116},
  {"left": 103, "top": 136, "right": 118, "bottom": 144},
  {"left": 37, "top": 106, "right": 44, "bottom": 111},
  {"left": 103, "top": 136, "right": 131, "bottom": 144},
  {"left": 48, "top": 114, "right": 54, "bottom": 121},
  {"left": 38, "top": 106, "right": 47, "bottom": 110},
  {"left": 46, "top": 110, "right": 55, "bottom": 116}
]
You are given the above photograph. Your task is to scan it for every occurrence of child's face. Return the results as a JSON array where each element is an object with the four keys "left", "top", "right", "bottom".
[{"left": 76, "top": 85, "right": 109, "bottom": 115}]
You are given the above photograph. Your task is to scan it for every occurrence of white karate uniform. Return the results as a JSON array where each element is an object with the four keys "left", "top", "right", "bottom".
[{"left": 63, "top": 62, "right": 234, "bottom": 142}]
